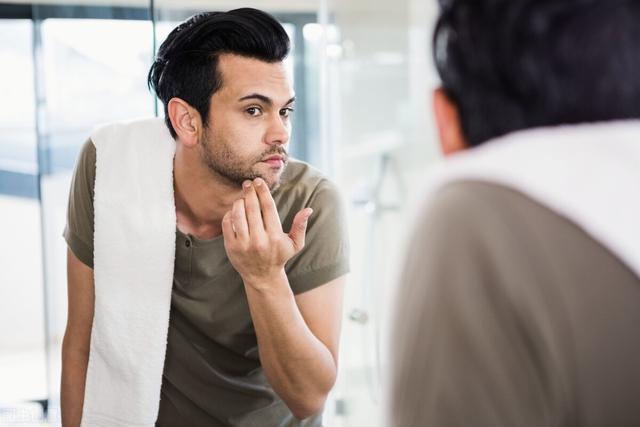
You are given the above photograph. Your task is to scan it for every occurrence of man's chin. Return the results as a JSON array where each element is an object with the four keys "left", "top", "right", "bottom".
[
  {"left": 264, "top": 173, "right": 283, "bottom": 191},
  {"left": 256, "top": 163, "right": 286, "bottom": 190}
]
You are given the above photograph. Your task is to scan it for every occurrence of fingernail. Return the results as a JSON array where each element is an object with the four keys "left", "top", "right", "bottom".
[
  {"left": 254, "top": 178, "right": 263, "bottom": 186},
  {"left": 243, "top": 180, "right": 251, "bottom": 189}
]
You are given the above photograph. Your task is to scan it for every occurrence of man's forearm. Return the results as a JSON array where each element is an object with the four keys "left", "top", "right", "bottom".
[
  {"left": 60, "top": 341, "right": 89, "bottom": 427},
  {"left": 243, "top": 269, "right": 337, "bottom": 419}
]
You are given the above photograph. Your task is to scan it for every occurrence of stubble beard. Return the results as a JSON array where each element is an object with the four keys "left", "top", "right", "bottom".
[{"left": 199, "top": 130, "right": 287, "bottom": 191}]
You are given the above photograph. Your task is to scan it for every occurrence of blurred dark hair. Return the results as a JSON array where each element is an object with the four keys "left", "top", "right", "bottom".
[
  {"left": 148, "top": 8, "right": 290, "bottom": 138},
  {"left": 433, "top": 0, "right": 640, "bottom": 146}
]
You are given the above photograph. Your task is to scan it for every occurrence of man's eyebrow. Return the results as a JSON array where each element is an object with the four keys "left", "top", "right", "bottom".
[{"left": 237, "top": 94, "right": 296, "bottom": 106}]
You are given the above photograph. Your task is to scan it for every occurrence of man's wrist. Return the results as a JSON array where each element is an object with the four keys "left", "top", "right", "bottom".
[{"left": 242, "top": 268, "right": 290, "bottom": 294}]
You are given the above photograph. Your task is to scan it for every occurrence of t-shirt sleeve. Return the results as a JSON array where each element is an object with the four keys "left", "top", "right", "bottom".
[
  {"left": 285, "top": 178, "right": 350, "bottom": 295},
  {"left": 63, "top": 137, "right": 96, "bottom": 269},
  {"left": 390, "top": 182, "right": 571, "bottom": 427}
]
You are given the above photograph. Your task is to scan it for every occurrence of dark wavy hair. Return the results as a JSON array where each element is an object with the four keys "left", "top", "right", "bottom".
[
  {"left": 148, "top": 8, "right": 290, "bottom": 138},
  {"left": 433, "top": 0, "right": 640, "bottom": 146}
]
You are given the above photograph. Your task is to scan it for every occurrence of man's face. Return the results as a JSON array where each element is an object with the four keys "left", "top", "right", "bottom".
[{"left": 199, "top": 53, "right": 295, "bottom": 190}]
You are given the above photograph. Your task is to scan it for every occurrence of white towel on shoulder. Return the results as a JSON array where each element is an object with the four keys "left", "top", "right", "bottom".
[{"left": 81, "top": 117, "right": 176, "bottom": 427}]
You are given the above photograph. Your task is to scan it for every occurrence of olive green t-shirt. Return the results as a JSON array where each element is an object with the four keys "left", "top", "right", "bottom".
[{"left": 63, "top": 138, "right": 350, "bottom": 427}]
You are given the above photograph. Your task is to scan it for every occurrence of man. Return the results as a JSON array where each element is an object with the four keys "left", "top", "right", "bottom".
[
  {"left": 391, "top": 1, "right": 640, "bottom": 426},
  {"left": 61, "top": 9, "right": 349, "bottom": 427}
]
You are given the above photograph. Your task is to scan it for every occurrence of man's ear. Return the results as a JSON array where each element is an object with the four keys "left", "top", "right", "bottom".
[
  {"left": 433, "top": 88, "right": 468, "bottom": 156},
  {"left": 167, "top": 98, "right": 202, "bottom": 148}
]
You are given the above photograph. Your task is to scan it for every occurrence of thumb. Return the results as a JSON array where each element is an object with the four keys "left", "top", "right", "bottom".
[{"left": 289, "top": 208, "right": 313, "bottom": 251}]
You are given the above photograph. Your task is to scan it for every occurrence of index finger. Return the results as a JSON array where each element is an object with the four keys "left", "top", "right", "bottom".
[{"left": 253, "top": 177, "right": 282, "bottom": 233}]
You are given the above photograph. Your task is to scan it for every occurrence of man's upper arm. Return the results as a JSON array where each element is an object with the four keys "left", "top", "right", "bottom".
[
  {"left": 294, "top": 275, "right": 346, "bottom": 365},
  {"left": 63, "top": 138, "right": 96, "bottom": 269},
  {"left": 286, "top": 178, "right": 349, "bottom": 365},
  {"left": 62, "top": 138, "right": 96, "bottom": 351}
]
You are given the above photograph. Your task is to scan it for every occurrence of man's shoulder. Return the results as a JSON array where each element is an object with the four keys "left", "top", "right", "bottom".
[
  {"left": 277, "top": 159, "right": 336, "bottom": 196},
  {"left": 414, "top": 180, "right": 566, "bottom": 267},
  {"left": 419, "top": 179, "right": 626, "bottom": 281},
  {"left": 282, "top": 158, "right": 326, "bottom": 182},
  {"left": 76, "top": 137, "right": 97, "bottom": 192},
  {"left": 423, "top": 180, "right": 557, "bottom": 240}
]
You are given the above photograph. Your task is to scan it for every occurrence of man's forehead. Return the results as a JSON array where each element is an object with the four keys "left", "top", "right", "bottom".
[{"left": 217, "top": 54, "right": 294, "bottom": 100}]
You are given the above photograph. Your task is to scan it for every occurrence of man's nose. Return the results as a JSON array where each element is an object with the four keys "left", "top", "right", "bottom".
[{"left": 265, "top": 113, "right": 290, "bottom": 146}]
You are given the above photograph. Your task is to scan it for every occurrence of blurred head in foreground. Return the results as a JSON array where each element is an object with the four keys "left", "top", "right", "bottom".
[{"left": 432, "top": 0, "right": 640, "bottom": 154}]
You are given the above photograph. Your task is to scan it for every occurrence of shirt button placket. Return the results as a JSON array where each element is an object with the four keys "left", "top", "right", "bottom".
[{"left": 185, "top": 236, "right": 193, "bottom": 286}]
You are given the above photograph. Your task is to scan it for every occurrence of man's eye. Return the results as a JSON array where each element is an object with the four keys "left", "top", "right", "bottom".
[
  {"left": 246, "top": 107, "right": 262, "bottom": 117},
  {"left": 280, "top": 108, "right": 294, "bottom": 118}
]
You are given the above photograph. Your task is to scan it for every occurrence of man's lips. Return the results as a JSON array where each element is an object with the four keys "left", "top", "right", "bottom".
[{"left": 262, "top": 155, "right": 287, "bottom": 168}]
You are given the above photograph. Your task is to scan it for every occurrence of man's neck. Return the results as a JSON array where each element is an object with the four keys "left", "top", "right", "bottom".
[{"left": 173, "top": 147, "right": 242, "bottom": 239}]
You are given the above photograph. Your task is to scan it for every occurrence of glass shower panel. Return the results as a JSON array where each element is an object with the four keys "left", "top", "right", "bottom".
[
  {"left": 321, "top": 1, "right": 441, "bottom": 426},
  {"left": 0, "top": 19, "right": 48, "bottom": 412}
]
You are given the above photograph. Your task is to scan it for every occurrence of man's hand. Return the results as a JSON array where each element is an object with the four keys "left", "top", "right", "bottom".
[
  {"left": 222, "top": 177, "right": 313, "bottom": 285},
  {"left": 221, "top": 176, "right": 343, "bottom": 418}
]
